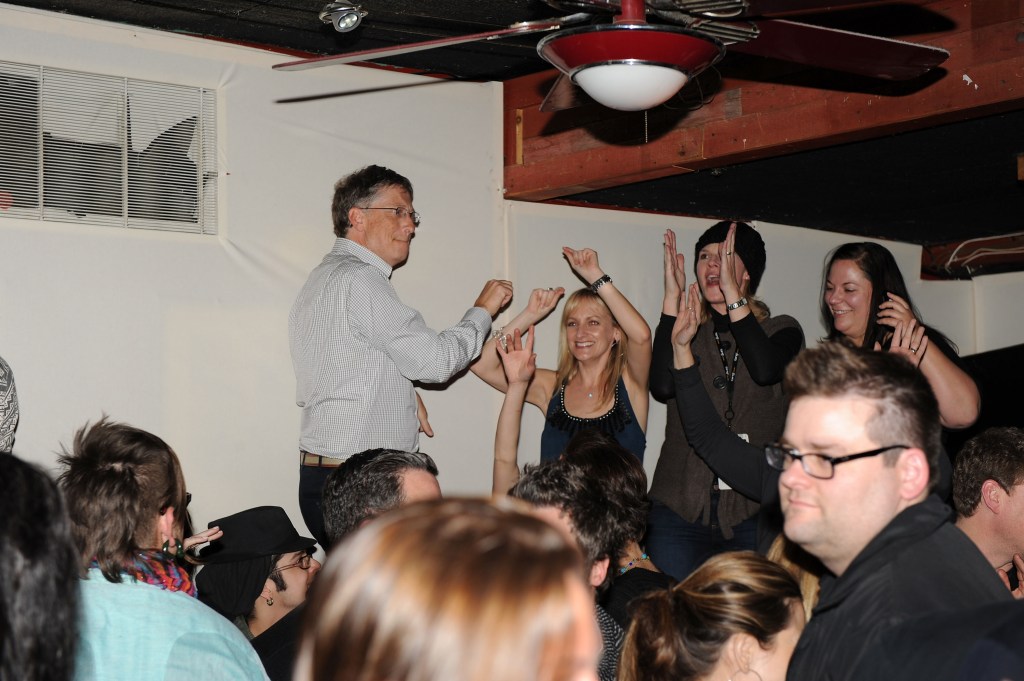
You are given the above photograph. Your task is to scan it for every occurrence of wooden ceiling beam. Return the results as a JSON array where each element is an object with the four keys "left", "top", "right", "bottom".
[{"left": 503, "top": 0, "right": 1024, "bottom": 201}]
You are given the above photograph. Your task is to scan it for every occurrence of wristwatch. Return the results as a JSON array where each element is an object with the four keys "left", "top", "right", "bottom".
[{"left": 726, "top": 297, "right": 748, "bottom": 311}]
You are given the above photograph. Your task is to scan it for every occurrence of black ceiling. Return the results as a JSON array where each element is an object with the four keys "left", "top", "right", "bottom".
[{"left": 9, "top": 0, "right": 1024, "bottom": 264}]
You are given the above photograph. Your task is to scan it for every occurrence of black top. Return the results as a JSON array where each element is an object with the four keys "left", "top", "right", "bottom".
[
  {"left": 671, "top": 364, "right": 781, "bottom": 552},
  {"left": 788, "top": 496, "right": 1011, "bottom": 681},
  {"left": 599, "top": 567, "right": 676, "bottom": 630},
  {"left": 650, "top": 310, "right": 804, "bottom": 402},
  {"left": 251, "top": 603, "right": 304, "bottom": 681},
  {"left": 850, "top": 600, "right": 1024, "bottom": 681}
]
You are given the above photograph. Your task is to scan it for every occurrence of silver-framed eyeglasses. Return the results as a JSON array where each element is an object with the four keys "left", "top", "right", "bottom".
[
  {"left": 270, "top": 553, "right": 314, "bottom": 574},
  {"left": 765, "top": 442, "right": 909, "bottom": 480},
  {"left": 358, "top": 206, "right": 421, "bottom": 227}
]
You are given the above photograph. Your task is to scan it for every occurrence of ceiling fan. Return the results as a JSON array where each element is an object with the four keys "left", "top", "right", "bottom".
[{"left": 272, "top": 0, "right": 949, "bottom": 112}]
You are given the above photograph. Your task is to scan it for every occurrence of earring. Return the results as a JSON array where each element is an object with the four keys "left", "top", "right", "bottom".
[{"left": 266, "top": 597, "right": 274, "bottom": 606}]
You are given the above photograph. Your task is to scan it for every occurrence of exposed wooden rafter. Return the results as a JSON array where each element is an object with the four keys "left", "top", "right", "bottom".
[{"left": 502, "top": 0, "right": 1024, "bottom": 202}]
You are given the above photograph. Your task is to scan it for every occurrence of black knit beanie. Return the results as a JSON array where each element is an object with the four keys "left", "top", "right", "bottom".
[{"left": 693, "top": 220, "right": 767, "bottom": 295}]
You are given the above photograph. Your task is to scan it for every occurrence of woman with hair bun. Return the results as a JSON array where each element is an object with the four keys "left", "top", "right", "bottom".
[{"left": 619, "top": 551, "right": 804, "bottom": 681}]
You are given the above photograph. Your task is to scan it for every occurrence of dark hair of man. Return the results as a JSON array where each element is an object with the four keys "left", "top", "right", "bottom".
[
  {"left": 57, "top": 417, "right": 188, "bottom": 582},
  {"left": 268, "top": 553, "right": 288, "bottom": 592},
  {"left": 331, "top": 165, "right": 414, "bottom": 238},
  {"left": 783, "top": 342, "right": 942, "bottom": 493},
  {"left": 953, "top": 427, "right": 1024, "bottom": 519},
  {"left": 0, "top": 453, "right": 80, "bottom": 681},
  {"left": 561, "top": 430, "right": 649, "bottom": 561},
  {"left": 510, "top": 460, "right": 617, "bottom": 591},
  {"left": 322, "top": 448, "right": 438, "bottom": 546},
  {"left": 820, "top": 242, "right": 955, "bottom": 352}
]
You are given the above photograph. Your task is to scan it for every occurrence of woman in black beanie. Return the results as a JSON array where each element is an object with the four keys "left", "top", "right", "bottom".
[{"left": 646, "top": 222, "right": 804, "bottom": 580}]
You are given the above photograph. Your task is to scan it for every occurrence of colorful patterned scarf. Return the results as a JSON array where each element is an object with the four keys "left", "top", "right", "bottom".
[{"left": 93, "top": 549, "right": 197, "bottom": 597}]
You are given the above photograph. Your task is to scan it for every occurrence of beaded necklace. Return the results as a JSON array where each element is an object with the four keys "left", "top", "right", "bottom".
[{"left": 618, "top": 552, "right": 649, "bottom": 576}]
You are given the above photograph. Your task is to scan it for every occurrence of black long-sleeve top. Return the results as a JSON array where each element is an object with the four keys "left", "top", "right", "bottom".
[{"left": 650, "top": 310, "right": 805, "bottom": 403}]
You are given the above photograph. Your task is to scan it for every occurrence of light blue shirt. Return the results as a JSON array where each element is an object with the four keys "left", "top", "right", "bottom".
[
  {"left": 75, "top": 569, "right": 269, "bottom": 681},
  {"left": 289, "top": 238, "right": 491, "bottom": 458}
]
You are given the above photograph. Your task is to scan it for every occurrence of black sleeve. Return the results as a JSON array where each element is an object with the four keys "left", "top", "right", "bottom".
[
  {"left": 649, "top": 313, "right": 676, "bottom": 403},
  {"left": 731, "top": 315, "right": 804, "bottom": 386},
  {"left": 672, "top": 365, "right": 767, "bottom": 502}
]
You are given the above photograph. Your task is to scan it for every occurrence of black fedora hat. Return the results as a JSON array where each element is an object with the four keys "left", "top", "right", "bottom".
[{"left": 198, "top": 506, "right": 316, "bottom": 563}]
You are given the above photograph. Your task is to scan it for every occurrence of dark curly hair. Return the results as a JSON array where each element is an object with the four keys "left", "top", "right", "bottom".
[
  {"left": 510, "top": 459, "right": 619, "bottom": 591},
  {"left": 953, "top": 427, "right": 1024, "bottom": 518},
  {"left": 561, "top": 430, "right": 649, "bottom": 562}
]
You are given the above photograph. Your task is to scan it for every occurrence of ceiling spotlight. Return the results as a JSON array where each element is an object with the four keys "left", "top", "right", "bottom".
[{"left": 319, "top": 3, "right": 367, "bottom": 33}]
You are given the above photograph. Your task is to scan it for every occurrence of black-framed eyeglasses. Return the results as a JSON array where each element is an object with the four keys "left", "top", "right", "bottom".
[
  {"left": 765, "top": 443, "right": 909, "bottom": 480},
  {"left": 270, "top": 553, "right": 314, "bottom": 574},
  {"left": 358, "top": 206, "right": 421, "bottom": 227}
]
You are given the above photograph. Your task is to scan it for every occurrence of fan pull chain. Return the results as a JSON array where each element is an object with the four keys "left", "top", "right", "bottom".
[{"left": 644, "top": 110, "right": 649, "bottom": 144}]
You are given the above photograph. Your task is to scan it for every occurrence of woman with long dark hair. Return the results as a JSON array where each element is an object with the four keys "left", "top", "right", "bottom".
[{"left": 822, "top": 242, "right": 980, "bottom": 428}]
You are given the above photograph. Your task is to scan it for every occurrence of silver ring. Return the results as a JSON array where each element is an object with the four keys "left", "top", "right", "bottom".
[
  {"left": 910, "top": 347, "right": 919, "bottom": 354},
  {"left": 725, "top": 251, "right": 733, "bottom": 255}
]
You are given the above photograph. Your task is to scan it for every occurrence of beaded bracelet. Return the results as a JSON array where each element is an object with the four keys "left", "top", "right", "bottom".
[{"left": 589, "top": 274, "right": 612, "bottom": 293}]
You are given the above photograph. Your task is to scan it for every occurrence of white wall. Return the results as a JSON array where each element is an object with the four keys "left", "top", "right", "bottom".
[
  {"left": 2, "top": 5, "right": 1021, "bottom": 539},
  {"left": 0, "top": 4, "right": 506, "bottom": 535}
]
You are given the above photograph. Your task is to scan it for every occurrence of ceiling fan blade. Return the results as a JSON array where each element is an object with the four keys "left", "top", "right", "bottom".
[
  {"left": 648, "top": 0, "right": 897, "bottom": 20},
  {"left": 273, "top": 14, "right": 591, "bottom": 72},
  {"left": 737, "top": 0, "right": 903, "bottom": 16},
  {"left": 727, "top": 19, "right": 948, "bottom": 80},
  {"left": 539, "top": 73, "right": 592, "bottom": 112}
]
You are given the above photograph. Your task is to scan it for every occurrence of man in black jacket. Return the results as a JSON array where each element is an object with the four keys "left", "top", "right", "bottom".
[{"left": 774, "top": 343, "right": 1010, "bottom": 681}]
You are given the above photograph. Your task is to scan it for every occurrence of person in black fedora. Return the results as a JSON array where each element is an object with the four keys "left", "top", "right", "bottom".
[{"left": 196, "top": 506, "right": 320, "bottom": 652}]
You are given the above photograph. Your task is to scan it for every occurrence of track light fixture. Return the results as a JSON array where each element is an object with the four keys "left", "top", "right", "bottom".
[{"left": 319, "top": 3, "right": 367, "bottom": 33}]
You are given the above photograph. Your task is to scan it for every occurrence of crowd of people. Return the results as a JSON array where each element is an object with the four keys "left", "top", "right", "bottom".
[{"left": 2, "top": 163, "right": 1023, "bottom": 681}]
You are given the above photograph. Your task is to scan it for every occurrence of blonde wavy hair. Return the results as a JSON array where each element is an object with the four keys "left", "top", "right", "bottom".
[
  {"left": 295, "top": 497, "right": 588, "bottom": 681},
  {"left": 554, "top": 288, "right": 627, "bottom": 403}
]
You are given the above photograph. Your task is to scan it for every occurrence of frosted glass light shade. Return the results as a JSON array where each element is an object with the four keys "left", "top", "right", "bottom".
[
  {"left": 574, "top": 62, "right": 690, "bottom": 111},
  {"left": 537, "top": 24, "right": 724, "bottom": 111}
]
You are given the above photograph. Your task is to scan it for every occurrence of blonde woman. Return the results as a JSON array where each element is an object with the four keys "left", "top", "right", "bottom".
[
  {"left": 473, "top": 247, "right": 651, "bottom": 463},
  {"left": 295, "top": 497, "right": 601, "bottom": 681}
]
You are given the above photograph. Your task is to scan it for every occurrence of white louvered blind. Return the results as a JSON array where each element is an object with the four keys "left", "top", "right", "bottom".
[{"left": 0, "top": 61, "right": 217, "bottom": 234}]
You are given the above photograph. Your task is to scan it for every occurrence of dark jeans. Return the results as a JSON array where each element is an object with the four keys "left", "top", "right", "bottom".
[
  {"left": 298, "top": 464, "right": 335, "bottom": 551},
  {"left": 645, "top": 497, "right": 759, "bottom": 581}
]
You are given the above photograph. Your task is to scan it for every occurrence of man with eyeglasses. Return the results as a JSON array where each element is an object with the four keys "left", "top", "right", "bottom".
[
  {"left": 195, "top": 506, "right": 321, "bottom": 680},
  {"left": 774, "top": 342, "right": 1008, "bottom": 681},
  {"left": 289, "top": 164, "right": 513, "bottom": 549}
]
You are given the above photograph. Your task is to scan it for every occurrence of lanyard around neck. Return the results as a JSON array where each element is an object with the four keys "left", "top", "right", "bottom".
[{"left": 713, "top": 330, "right": 740, "bottom": 429}]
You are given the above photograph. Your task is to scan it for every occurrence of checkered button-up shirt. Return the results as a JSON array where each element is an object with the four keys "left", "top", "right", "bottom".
[{"left": 289, "top": 238, "right": 491, "bottom": 458}]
